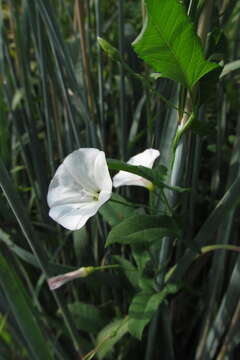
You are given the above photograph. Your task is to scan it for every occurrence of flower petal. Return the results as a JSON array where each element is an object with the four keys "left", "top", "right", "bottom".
[
  {"left": 113, "top": 172, "right": 151, "bottom": 188},
  {"left": 61, "top": 148, "right": 111, "bottom": 193},
  {"left": 93, "top": 151, "right": 112, "bottom": 192},
  {"left": 47, "top": 148, "right": 112, "bottom": 230},
  {"left": 49, "top": 201, "right": 99, "bottom": 230},
  {"left": 126, "top": 149, "right": 160, "bottom": 167},
  {"left": 113, "top": 148, "right": 160, "bottom": 188}
]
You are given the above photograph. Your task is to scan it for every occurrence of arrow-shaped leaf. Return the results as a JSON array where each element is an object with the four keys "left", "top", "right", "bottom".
[
  {"left": 106, "top": 215, "right": 180, "bottom": 246},
  {"left": 133, "top": 0, "right": 219, "bottom": 89}
]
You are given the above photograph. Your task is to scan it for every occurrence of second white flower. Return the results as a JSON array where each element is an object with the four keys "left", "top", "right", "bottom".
[{"left": 113, "top": 148, "right": 160, "bottom": 190}]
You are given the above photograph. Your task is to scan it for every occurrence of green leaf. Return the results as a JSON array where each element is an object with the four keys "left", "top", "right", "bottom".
[
  {"left": 106, "top": 215, "right": 180, "bottom": 246},
  {"left": 128, "top": 284, "right": 179, "bottom": 339},
  {"left": 112, "top": 255, "right": 140, "bottom": 288},
  {"left": 128, "top": 291, "right": 153, "bottom": 340},
  {"left": 96, "top": 318, "right": 129, "bottom": 360},
  {"left": 67, "top": 302, "right": 108, "bottom": 333},
  {"left": 131, "top": 244, "right": 151, "bottom": 274},
  {"left": 138, "top": 277, "right": 155, "bottom": 292},
  {"left": 107, "top": 159, "right": 186, "bottom": 192},
  {"left": 138, "top": 165, "right": 167, "bottom": 184},
  {"left": 99, "top": 193, "right": 136, "bottom": 226},
  {"left": 107, "top": 159, "right": 154, "bottom": 181},
  {"left": 132, "top": 0, "right": 219, "bottom": 89}
]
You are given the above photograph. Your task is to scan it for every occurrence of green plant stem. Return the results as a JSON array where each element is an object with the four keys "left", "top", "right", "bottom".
[
  {"left": 75, "top": 0, "right": 95, "bottom": 118},
  {"left": 118, "top": 0, "right": 127, "bottom": 160},
  {"left": 158, "top": 189, "right": 173, "bottom": 217},
  {"left": 171, "top": 112, "right": 195, "bottom": 162},
  {"left": 94, "top": 264, "right": 121, "bottom": 271},
  {"left": 95, "top": 0, "right": 105, "bottom": 148}
]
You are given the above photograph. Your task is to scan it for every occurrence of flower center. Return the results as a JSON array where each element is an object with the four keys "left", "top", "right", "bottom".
[
  {"left": 78, "top": 189, "right": 100, "bottom": 202},
  {"left": 93, "top": 190, "right": 100, "bottom": 201}
]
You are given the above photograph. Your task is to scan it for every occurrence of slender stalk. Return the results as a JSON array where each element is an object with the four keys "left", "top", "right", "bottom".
[
  {"left": 216, "top": 300, "right": 240, "bottom": 360},
  {"left": 75, "top": 0, "right": 95, "bottom": 118},
  {"left": 36, "top": 9, "right": 54, "bottom": 175},
  {"left": 118, "top": 0, "right": 127, "bottom": 160},
  {"left": 197, "top": 0, "right": 214, "bottom": 46},
  {"left": 95, "top": 0, "right": 105, "bottom": 149},
  {"left": 36, "top": 0, "right": 83, "bottom": 148}
]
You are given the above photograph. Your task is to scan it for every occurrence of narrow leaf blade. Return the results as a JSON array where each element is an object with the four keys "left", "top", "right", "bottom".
[{"left": 0, "top": 253, "right": 54, "bottom": 360}]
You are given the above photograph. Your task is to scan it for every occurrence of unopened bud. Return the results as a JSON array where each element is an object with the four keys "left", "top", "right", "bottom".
[{"left": 48, "top": 266, "right": 94, "bottom": 290}]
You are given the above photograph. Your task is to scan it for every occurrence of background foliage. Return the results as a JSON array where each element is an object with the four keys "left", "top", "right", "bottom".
[{"left": 1, "top": 0, "right": 240, "bottom": 359}]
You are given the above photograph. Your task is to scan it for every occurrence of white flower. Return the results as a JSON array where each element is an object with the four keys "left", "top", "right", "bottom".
[
  {"left": 113, "top": 149, "right": 160, "bottom": 190},
  {"left": 47, "top": 148, "right": 112, "bottom": 230}
]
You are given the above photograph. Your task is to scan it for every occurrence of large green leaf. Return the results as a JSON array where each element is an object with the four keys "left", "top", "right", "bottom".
[
  {"left": 132, "top": 0, "right": 219, "bottom": 89},
  {"left": 106, "top": 215, "right": 180, "bottom": 246}
]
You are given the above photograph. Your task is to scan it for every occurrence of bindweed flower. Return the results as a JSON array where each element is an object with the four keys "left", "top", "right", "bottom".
[
  {"left": 48, "top": 267, "right": 94, "bottom": 290},
  {"left": 113, "top": 149, "right": 160, "bottom": 190},
  {"left": 47, "top": 148, "right": 112, "bottom": 230}
]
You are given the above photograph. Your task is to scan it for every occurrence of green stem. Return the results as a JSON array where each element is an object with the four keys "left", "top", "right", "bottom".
[
  {"left": 172, "top": 112, "right": 195, "bottom": 158},
  {"left": 93, "top": 264, "right": 121, "bottom": 271},
  {"left": 109, "top": 196, "right": 166, "bottom": 214},
  {"left": 109, "top": 197, "right": 154, "bottom": 210},
  {"left": 159, "top": 189, "right": 173, "bottom": 216}
]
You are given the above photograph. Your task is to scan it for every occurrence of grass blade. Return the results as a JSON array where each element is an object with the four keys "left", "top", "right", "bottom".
[{"left": 0, "top": 251, "right": 54, "bottom": 360}]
